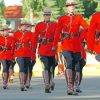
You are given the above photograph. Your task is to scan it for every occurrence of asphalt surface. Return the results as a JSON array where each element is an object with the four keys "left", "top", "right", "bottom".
[{"left": 0, "top": 75, "right": 100, "bottom": 100}]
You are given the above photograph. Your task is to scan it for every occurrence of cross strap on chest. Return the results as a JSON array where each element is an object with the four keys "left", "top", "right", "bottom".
[{"left": 38, "top": 21, "right": 55, "bottom": 44}]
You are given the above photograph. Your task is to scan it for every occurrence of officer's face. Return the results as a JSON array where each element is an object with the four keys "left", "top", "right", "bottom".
[
  {"left": 20, "top": 25, "right": 27, "bottom": 31},
  {"left": 4, "top": 30, "right": 10, "bottom": 36},
  {"left": 44, "top": 14, "right": 51, "bottom": 22},
  {"left": 67, "top": 6, "right": 75, "bottom": 14},
  {"left": 26, "top": 25, "right": 32, "bottom": 31}
]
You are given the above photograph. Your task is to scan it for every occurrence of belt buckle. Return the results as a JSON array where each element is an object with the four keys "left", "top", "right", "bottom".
[
  {"left": 41, "top": 38, "right": 47, "bottom": 44},
  {"left": 65, "top": 33, "right": 70, "bottom": 39}
]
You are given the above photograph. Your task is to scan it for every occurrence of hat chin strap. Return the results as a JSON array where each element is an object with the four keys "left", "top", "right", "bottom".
[
  {"left": 45, "top": 20, "right": 50, "bottom": 23},
  {"left": 67, "top": 12, "right": 75, "bottom": 16}
]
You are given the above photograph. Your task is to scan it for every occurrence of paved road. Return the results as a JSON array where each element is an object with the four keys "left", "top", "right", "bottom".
[{"left": 0, "top": 75, "right": 100, "bottom": 100}]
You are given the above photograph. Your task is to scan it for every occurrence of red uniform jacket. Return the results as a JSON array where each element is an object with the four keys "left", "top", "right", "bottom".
[
  {"left": 33, "top": 21, "right": 57, "bottom": 56},
  {"left": 14, "top": 31, "right": 33, "bottom": 57},
  {"left": 53, "top": 14, "right": 89, "bottom": 52},
  {"left": 87, "top": 12, "right": 100, "bottom": 53},
  {"left": 0, "top": 36, "right": 15, "bottom": 60}
]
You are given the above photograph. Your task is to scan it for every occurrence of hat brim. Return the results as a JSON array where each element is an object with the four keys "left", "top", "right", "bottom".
[
  {"left": 30, "top": 25, "right": 35, "bottom": 26},
  {"left": 43, "top": 12, "right": 51, "bottom": 15},
  {"left": 65, "top": 3, "right": 79, "bottom": 7},
  {"left": 0, "top": 28, "right": 11, "bottom": 31},
  {"left": 20, "top": 23, "right": 28, "bottom": 26},
  {"left": 27, "top": 24, "right": 35, "bottom": 27},
  {"left": 20, "top": 23, "right": 35, "bottom": 27}
]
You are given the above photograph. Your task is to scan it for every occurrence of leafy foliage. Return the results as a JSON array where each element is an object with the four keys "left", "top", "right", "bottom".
[
  {"left": 0, "top": 0, "right": 4, "bottom": 18},
  {"left": 83, "top": 0, "right": 98, "bottom": 18}
]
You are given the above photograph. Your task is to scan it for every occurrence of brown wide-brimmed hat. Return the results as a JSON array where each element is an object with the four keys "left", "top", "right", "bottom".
[
  {"left": 43, "top": 7, "right": 52, "bottom": 15},
  {"left": 26, "top": 21, "right": 35, "bottom": 27},
  {"left": 65, "top": 0, "right": 79, "bottom": 7},
  {"left": 0, "top": 25, "right": 11, "bottom": 31},
  {"left": 20, "top": 20, "right": 34, "bottom": 26},
  {"left": 20, "top": 20, "right": 29, "bottom": 26}
]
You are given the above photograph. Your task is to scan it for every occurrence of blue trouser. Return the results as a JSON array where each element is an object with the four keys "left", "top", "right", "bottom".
[
  {"left": 0, "top": 60, "right": 12, "bottom": 72},
  {"left": 40, "top": 55, "right": 55, "bottom": 70},
  {"left": 39, "top": 55, "right": 56, "bottom": 77},
  {"left": 9, "top": 59, "right": 16, "bottom": 70},
  {"left": 28, "top": 60, "right": 36, "bottom": 73},
  {"left": 79, "top": 59, "right": 86, "bottom": 72},
  {"left": 62, "top": 50, "right": 81, "bottom": 72},
  {"left": 16, "top": 57, "right": 31, "bottom": 73},
  {"left": 95, "top": 54, "right": 100, "bottom": 62}
]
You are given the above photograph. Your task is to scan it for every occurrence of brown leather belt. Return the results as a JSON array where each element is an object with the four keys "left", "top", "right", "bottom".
[
  {"left": 62, "top": 32, "right": 80, "bottom": 40},
  {"left": 39, "top": 38, "right": 54, "bottom": 44},
  {"left": 0, "top": 47, "right": 12, "bottom": 51},
  {"left": 15, "top": 42, "right": 31, "bottom": 49},
  {"left": 47, "top": 38, "right": 54, "bottom": 42}
]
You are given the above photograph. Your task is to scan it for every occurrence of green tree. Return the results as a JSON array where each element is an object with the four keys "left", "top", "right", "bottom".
[
  {"left": 45, "top": 0, "right": 66, "bottom": 20},
  {"left": 0, "top": 0, "right": 5, "bottom": 28},
  {"left": 75, "top": 0, "right": 84, "bottom": 15},
  {"left": 22, "top": 0, "right": 99, "bottom": 21},
  {"left": 22, "top": 0, "right": 46, "bottom": 18},
  {"left": 0, "top": 0, "right": 4, "bottom": 18},
  {"left": 54, "top": 0, "right": 66, "bottom": 16},
  {"left": 83, "top": 0, "right": 98, "bottom": 18},
  {"left": 96, "top": 0, "right": 100, "bottom": 12}
]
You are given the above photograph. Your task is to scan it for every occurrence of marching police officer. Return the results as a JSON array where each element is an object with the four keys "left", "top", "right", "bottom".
[
  {"left": 25, "top": 22, "right": 36, "bottom": 89},
  {"left": 52, "top": 0, "right": 89, "bottom": 95},
  {"left": 0, "top": 25, "right": 15, "bottom": 89},
  {"left": 8, "top": 30, "right": 16, "bottom": 83},
  {"left": 74, "top": 29, "right": 87, "bottom": 93},
  {"left": 14, "top": 20, "right": 33, "bottom": 91},
  {"left": 87, "top": 12, "right": 100, "bottom": 62},
  {"left": 33, "top": 7, "right": 57, "bottom": 93}
]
